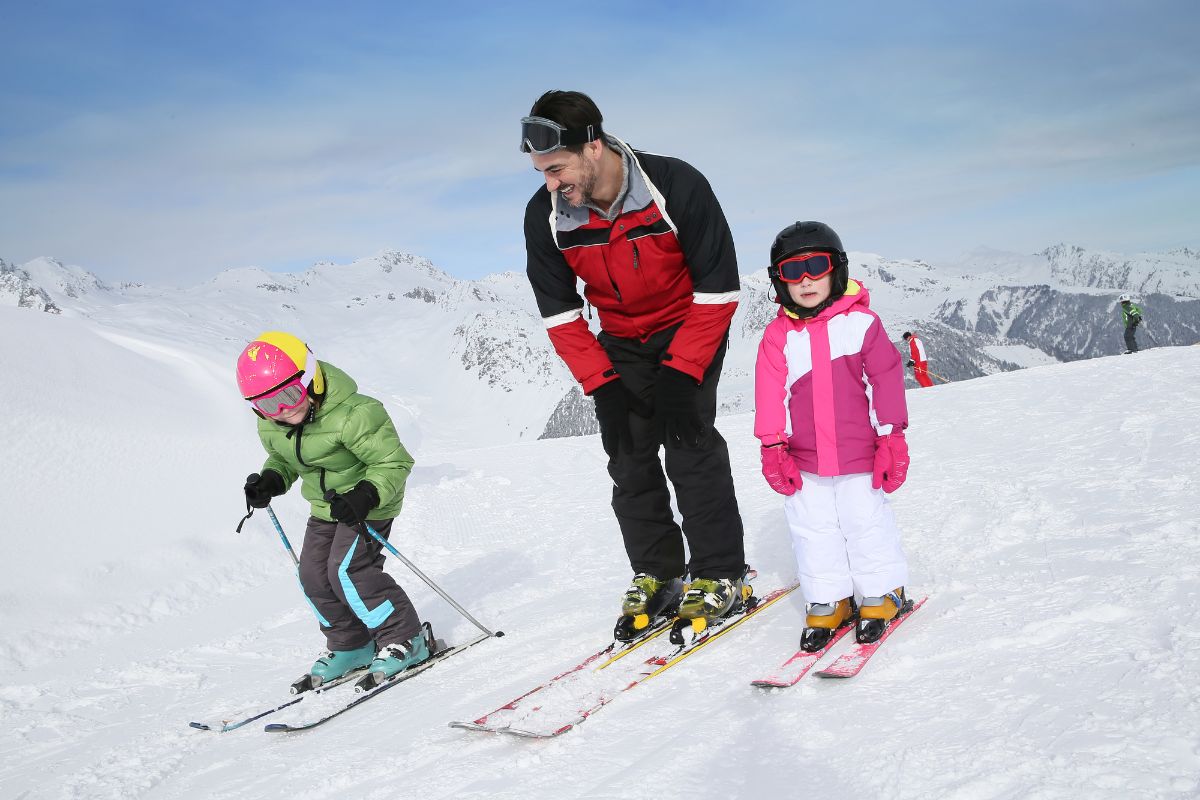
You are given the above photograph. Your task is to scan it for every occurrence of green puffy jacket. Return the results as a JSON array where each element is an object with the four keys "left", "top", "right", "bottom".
[
  {"left": 257, "top": 362, "right": 413, "bottom": 522},
  {"left": 1121, "top": 302, "right": 1143, "bottom": 327}
]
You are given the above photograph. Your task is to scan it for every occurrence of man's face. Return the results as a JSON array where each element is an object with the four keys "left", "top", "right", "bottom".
[{"left": 530, "top": 146, "right": 598, "bottom": 207}]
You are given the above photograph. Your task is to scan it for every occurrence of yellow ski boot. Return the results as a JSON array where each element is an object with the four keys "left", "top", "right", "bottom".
[
  {"left": 857, "top": 588, "right": 908, "bottom": 643},
  {"left": 800, "top": 597, "right": 858, "bottom": 652},
  {"left": 615, "top": 574, "right": 682, "bottom": 641}
]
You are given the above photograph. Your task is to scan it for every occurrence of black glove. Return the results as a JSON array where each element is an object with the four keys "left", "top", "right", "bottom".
[
  {"left": 654, "top": 366, "right": 708, "bottom": 449},
  {"left": 591, "top": 379, "right": 651, "bottom": 458},
  {"left": 906, "top": 359, "right": 915, "bottom": 368},
  {"left": 244, "top": 470, "right": 285, "bottom": 509},
  {"left": 326, "top": 481, "right": 380, "bottom": 526}
]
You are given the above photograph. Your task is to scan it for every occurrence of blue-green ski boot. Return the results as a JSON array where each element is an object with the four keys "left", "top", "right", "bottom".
[
  {"left": 355, "top": 623, "right": 433, "bottom": 692},
  {"left": 290, "top": 641, "right": 376, "bottom": 694}
]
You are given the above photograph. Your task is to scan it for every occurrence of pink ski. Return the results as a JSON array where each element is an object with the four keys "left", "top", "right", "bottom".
[
  {"left": 814, "top": 596, "right": 927, "bottom": 679},
  {"left": 750, "top": 622, "right": 855, "bottom": 688}
]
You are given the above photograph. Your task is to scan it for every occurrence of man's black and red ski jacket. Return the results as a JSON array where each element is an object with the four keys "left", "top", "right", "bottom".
[{"left": 524, "top": 138, "right": 740, "bottom": 394}]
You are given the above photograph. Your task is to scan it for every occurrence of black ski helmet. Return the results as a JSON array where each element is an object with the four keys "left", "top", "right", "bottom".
[{"left": 768, "top": 221, "right": 850, "bottom": 315}]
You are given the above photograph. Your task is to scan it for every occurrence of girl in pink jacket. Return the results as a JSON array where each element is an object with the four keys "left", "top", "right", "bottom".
[{"left": 754, "top": 221, "right": 913, "bottom": 650}]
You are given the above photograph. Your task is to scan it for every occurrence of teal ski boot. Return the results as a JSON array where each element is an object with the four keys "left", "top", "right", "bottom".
[
  {"left": 355, "top": 623, "right": 434, "bottom": 692},
  {"left": 290, "top": 641, "right": 376, "bottom": 694}
]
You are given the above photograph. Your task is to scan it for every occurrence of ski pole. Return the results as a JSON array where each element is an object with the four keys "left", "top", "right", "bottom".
[
  {"left": 912, "top": 366, "right": 951, "bottom": 384},
  {"left": 266, "top": 505, "right": 301, "bottom": 570},
  {"left": 359, "top": 520, "right": 502, "bottom": 639}
]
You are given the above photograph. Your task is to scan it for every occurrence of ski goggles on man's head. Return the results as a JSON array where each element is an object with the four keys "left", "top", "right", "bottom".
[
  {"left": 519, "top": 115, "right": 604, "bottom": 155},
  {"left": 774, "top": 252, "right": 837, "bottom": 283},
  {"left": 248, "top": 374, "right": 309, "bottom": 417}
]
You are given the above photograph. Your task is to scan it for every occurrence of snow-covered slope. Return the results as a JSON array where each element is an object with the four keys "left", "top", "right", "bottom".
[
  {"left": 2, "top": 305, "right": 1198, "bottom": 798},
  {"left": 5, "top": 252, "right": 575, "bottom": 451}
]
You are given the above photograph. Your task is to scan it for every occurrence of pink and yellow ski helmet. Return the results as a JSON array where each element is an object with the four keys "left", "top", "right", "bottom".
[{"left": 236, "top": 331, "right": 325, "bottom": 400}]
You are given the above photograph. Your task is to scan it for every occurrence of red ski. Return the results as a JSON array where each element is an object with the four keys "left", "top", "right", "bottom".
[
  {"left": 451, "top": 584, "right": 798, "bottom": 738},
  {"left": 750, "top": 620, "right": 856, "bottom": 688},
  {"left": 446, "top": 615, "right": 675, "bottom": 735},
  {"left": 814, "top": 596, "right": 927, "bottom": 679}
]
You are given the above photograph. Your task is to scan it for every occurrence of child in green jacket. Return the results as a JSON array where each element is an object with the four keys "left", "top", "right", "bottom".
[
  {"left": 236, "top": 331, "right": 429, "bottom": 688},
  {"left": 1119, "top": 295, "right": 1143, "bottom": 353}
]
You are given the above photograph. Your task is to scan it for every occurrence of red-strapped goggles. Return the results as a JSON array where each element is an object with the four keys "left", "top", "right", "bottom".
[
  {"left": 248, "top": 374, "right": 309, "bottom": 417},
  {"left": 775, "top": 252, "right": 836, "bottom": 283}
]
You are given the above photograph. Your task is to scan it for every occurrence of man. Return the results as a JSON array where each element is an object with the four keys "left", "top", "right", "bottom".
[
  {"left": 520, "top": 90, "right": 746, "bottom": 635},
  {"left": 902, "top": 331, "right": 933, "bottom": 388},
  {"left": 1119, "top": 294, "right": 1143, "bottom": 353}
]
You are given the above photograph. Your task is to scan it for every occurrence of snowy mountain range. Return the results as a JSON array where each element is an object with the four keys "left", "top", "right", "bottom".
[{"left": 2, "top": 244, "right": 1198, "bottom": 449}]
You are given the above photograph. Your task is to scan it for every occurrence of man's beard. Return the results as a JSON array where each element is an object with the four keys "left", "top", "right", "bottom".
[{"left": 562, "top": 158, "right": 599, "bottom": 208}]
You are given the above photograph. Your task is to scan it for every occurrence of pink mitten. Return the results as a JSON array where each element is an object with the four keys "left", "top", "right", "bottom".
[
  {"left": 761, "top": 444, "right": 802, "bottom": 496},
  {"left": 871, "top": 431, "right": 909, "bottom": 493}
]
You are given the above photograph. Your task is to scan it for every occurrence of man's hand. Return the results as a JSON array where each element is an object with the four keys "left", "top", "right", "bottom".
[
  {"left": 591, "top": 379, "right": 650, "bottom": 457},
  {"left": 654, "top": 367, "right": 708, "bottom": 449}
]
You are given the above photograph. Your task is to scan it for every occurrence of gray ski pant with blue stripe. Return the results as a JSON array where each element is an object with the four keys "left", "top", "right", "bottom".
[{"left": 298, "top": 516, "right": 421, "bottom": 651}]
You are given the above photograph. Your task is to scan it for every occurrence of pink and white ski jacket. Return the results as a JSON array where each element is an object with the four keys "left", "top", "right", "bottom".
[{"left": 754, "top": 280, "right": 907, "bottom": 476}]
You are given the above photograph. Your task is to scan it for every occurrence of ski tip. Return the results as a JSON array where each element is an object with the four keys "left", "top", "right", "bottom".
[
  {"left": 448, "top": 720, "right": 500, "bottom": 734},
  {"left": 188, "top": 721, "right": 212, "bottom": 731}
]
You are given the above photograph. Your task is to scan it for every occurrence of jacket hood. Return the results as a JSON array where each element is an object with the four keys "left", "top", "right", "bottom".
[{"left": 314, "top": 361, "right": 356, "bottom": 413}]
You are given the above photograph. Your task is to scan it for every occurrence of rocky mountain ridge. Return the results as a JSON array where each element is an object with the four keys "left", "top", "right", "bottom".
[{"left": 4, "top": 245, "right": 1196, "bottom": 447}]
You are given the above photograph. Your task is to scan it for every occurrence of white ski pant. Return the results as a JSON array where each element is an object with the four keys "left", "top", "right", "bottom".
[{"left": 783, "top": 472, "right": 908, "bottom": 604}]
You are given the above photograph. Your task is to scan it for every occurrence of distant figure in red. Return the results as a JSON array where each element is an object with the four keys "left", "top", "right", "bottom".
[{"left": 902, "top": 332, "right": 933, "bottom": 388}]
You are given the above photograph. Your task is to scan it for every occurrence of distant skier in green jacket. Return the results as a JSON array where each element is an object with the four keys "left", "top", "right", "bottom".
[
  {"left": 235, "top": 331, "right": 431, "bottom": 689},
  {"left": 1119, "top": 294, "right": 1143, "bottom": 353}
]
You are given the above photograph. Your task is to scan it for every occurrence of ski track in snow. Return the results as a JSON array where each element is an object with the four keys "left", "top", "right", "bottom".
[{"left": 2, "top": 308, "right": 1199, "bottom": 798}]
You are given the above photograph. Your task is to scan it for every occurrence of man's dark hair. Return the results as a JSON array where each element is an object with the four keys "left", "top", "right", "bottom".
[
  {"left": 530, "top": 90, "right": 603, "bottom": 154},
  {"left": 902, "top": 332, "right": 912, "bottom": 340}
]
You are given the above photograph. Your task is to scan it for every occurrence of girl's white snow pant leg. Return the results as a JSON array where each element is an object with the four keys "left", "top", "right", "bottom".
[{"left": 783, "top": 472, "right": 908, "bottom": 603}]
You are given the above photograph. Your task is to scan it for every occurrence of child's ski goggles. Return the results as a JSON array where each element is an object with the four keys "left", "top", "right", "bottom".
[
  {"left": 774, "top": 252, "right": 836, "bottom": 282},
  {"left": 519, "top": 116, "right": 603, "bottom": 154},
  {"left": 248, "top": 375, "right": 308, "bottom": 417}
]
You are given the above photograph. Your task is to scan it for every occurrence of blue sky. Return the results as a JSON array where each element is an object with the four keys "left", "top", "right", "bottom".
[{"left": 2, "top": 0, "right": 1197, "bottom": 284}]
